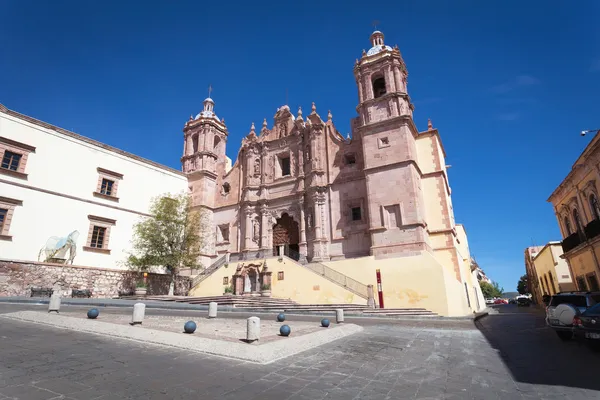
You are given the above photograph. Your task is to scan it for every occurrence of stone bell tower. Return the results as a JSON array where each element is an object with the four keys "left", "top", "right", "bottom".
[
  {"left": 182, "top": 96, "right": 229, "bottom": 266},
  {"left": 353, "top": 30, "right": 429, "bottom": 257}
]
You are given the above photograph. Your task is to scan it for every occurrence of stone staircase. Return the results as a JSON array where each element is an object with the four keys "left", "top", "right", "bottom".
[{"left": 117, "top": 294, "right": 437, "bottom": 316}]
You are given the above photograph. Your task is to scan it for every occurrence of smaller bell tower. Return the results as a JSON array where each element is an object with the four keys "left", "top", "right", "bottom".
[
  {"left": 353, "top": 30, "right": 429, "bottom": 257},
  {"left": 182, "top": 96, "right": 228, "bottom": 210}
]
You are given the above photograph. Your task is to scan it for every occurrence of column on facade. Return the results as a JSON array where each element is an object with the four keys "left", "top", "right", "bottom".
[
  {"left": 576, "top": 187, "right": 590, "bottom": 224},
  {"left": 260, "top": 205, "right": 269, "bottom": 249},
  {"left": 310, "top": 135, "right": 317, "bottom": 170},
  {"left": 299, "top": 198, "right": 306, "bottom": 244},
  {"left": 386, "top": 65, "right": 396, "bottom": 92},
  {"left": 244, "top": 206, "right": 252, "bottom": 250},
  {"left": 357, "top": 73, "right": 364, "bottom": 101},
  {"left": 261, "top": 146, "right": 268, "bottom": 183},
  {"left": 393, "top": 67, "right": 402, "bottom": 92},
  {"left": 313, "top": 194, "right": 322, "bottom": 239}
]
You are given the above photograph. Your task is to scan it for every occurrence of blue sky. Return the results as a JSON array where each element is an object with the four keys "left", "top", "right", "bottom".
[{"left": 2, "top": 1, "right": 599, "bottom": 291}]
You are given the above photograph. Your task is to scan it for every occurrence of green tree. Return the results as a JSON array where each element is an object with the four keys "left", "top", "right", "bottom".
[
  {"left": 517, "top": 274, "right": 529, "bottom": 295},
  {"left": 480, "top": 281, "right": 504, "bottom": 299},
  {"left": 480, "top": 281, "right": 495, "bottom": 299},
  {"left": 126, "top": 193, "right": 209, "bottom": 295}
]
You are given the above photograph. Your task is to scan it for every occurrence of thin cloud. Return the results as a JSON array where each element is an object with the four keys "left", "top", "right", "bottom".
[
  {"left": 590, "top": 59, "right": 600, "bottom": 72},
  {"left": 491, "top": 75, "right": 540, "bottom": 94},
  {"left": 496, "top": 112, "right": 520, "bottom": 121}
]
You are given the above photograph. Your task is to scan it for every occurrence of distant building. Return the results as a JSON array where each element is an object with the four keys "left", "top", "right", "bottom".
[
  {"left": 548, "top": 130, "right": 600, "bottom": 292},
  {"left": 471, "top": 257, "right": 491, "bottom": 284},
  {"left": 525, "top": 243, "right": 575, "bottom": 303}
]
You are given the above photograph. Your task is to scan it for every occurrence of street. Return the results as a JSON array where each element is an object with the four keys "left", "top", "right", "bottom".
[{"left": 0, "top": 303, "right": 598, "bottom": 399}]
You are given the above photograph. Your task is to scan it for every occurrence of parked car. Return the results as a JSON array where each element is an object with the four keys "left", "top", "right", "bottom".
[
  {"left": 573, "top": 302, "right": 600, "bottom": 351},
  {"left": 516, "top": 295, "right": 531, "bottom": 306},
  {"left": 485, "top": 298, "right": 494, "bottom": 305},
  {"left": 546, "top": 291, "right": 600, "bottom": 340}
]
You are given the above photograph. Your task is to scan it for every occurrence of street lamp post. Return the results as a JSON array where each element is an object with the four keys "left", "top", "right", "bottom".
[{"left": 581, "top": 129, "right": 600, "bottom": 136}]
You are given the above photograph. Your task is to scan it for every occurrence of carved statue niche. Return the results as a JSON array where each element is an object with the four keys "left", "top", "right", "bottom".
[
  {"left": 305, "top": 145, "right": 311, "bottom": 163},
  {"left": 254, "top": 158, "right": 261, "bottom": 177},
  {"left": 279, "top": 122, "right": 288, "bottom": 138}
]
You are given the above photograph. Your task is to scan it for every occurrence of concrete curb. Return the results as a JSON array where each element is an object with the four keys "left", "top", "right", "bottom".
[
  {"left": 473, "top": 311, "right": 489, "bottom": 321},
  {"left": 0, "top": 311, "right": 363, "bottom": 365}
]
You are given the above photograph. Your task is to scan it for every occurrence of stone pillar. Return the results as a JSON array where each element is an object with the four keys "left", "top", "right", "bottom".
[
  {"left": 48, "top": 294, "right": 61, "bottom": 313},
  {"left": 335, "top": 309, "right": 344, "bottom": 323},
  {"left": 208, "top": 302, "right": 217, "bottom": 318},
  {"left": 246, "top": 316, "right": 260, "bottom": 342},
  {"left": 260, "top": 205, "right": 269, "bottom": 249},
  {"left": 393, "top": 67, "right": 402, "bottom": 92},
  {"left": 244, "top": 206, "right": 252, "bottom": 250},
  {"left": 299, "top": 199, "right": 307, "bottom": 244},
  {"left": 132, "top": 303, "right": 145, "bottom": 325},
  {"left": 576, "top": 188, "right": 590, "bottom": 224},
  {"left": 386, "top": 65, "right": 396, "bottom": 92},
  {"left": 313, "top": 195, "right": 322, "bottom": 240},
  {"left": 357, "top": 74, "right": 364, "bottom": 101}
]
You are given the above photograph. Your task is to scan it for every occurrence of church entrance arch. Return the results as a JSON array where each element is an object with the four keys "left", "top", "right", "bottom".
[{"left": 272, "top": 213, "right": 300, "bottom": 261}]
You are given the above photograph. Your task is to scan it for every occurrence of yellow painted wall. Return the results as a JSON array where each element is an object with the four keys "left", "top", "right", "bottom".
[
  {"left": 189, "top": 257, "right": 364, "bottom": 304},
  {"left": 269, "top": 258, "right": 364, "bottom": 305},
  {"left": 423, "top": 179, "right": 444, "bottom": 230},
  {"left": 415, "top": 135, "right": 436, "bottom": 174},
  {"left": 323, "top": 251, "right": 472, "bottom": 316}
]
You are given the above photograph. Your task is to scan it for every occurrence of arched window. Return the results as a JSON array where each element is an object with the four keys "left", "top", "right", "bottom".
[
  {"left": 192, "top": 135, "right": 199, "bottom": 153},
  {"left": 372, "top": 76, "right": 386, "bottom": 98},
  {"left": 590, "top": 194, "right": 600, "bottom": 220},
  {"left": 213, "top": 136, "right": 221, "bottom": 150},
  {"left": 573, "top": 209, "right": 583, "bottom": 233},
  {"left": 564, "top": 216, "right": 572, "bottom": 236}
]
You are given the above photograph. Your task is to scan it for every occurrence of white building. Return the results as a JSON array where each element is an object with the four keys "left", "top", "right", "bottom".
[{"left": 0, "top": 104, "right": 188, "bottom": 269}]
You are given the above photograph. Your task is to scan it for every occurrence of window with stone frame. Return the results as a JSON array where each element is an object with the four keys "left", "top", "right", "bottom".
[
  {"left": 377, "top": 136, "right": 390, "bottom": 149},
  {"left": 383, "top": 204, "right": 401, "bottom": 228},
  {"left": 577, "top": 276, "right": 588, "bottom": 291},
  {"left": 587, "top": 273, "right": 600, "bottom": 292},
  {"left": 0, "top": 136, "right": 36, "bottom": 180},
  {"left": 0, "top": 196, "right": 23, "bottom": 241},
  {"left": 278, "top": 271, "right": 284, "bottom": 280},
  {"left": 344, "top": 153, "right": 357, "bottom": 166},
  {"left": 218, "top": 224, "right": 230, "bottom": 243},
  {"left": 345, "top": 198, "right": 365, "bottom": 224},
  {"left": 276, "top": 152, "right": 292, "bottom": 178},
  {"left": 563, "top": 215, "right": 572, "bottom": 236},
  {"left": 223, "top": 277, "right": 229, "bottom": 285},
  {"left": 84, "top": 215, "right": 116, "bottom": 254},
  {"left": 94, "top": 167, "right": 123, "bottom": 202}
]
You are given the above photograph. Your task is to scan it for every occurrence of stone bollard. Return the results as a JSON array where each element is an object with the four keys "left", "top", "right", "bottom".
[
  {"left": 208, "top": 302, "right": 217, "bottom": 319},
  {"left": 246, "top": 316, "right": 260, "bottom": 342},
  {"left": 48, "top": 294, "right": 61, "bottom": 313},
  {"left": 335, "top": 308, "right": 344, "bottom": 323},
  {"left": 131, "top": 303, "right": 146, "bottom": 325}
]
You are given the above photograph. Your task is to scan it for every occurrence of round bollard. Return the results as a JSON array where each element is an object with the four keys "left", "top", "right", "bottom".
[
  {"left": 87, "top": 308, "right": 99, "bottom": 319},
  {"left": 184, "top": 321, "right": 197, "bottom": 334},
  {"left": 276, "top": 313, "right": 286, "bottom": 322},
  {"left": 280, "top": 324, "right": 291, "bottom": 337},
  {"left": 321, "top": 318, "right": 330, "bottom": 328}
]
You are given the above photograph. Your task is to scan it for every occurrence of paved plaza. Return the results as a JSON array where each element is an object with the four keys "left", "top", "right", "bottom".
[{"left": 0, "top": 303, "right": 599, "bottom": 399}]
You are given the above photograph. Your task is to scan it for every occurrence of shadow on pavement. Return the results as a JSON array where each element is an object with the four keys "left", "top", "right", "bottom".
[{"left": 476, "top": 304, "right": 600, "bottom": 391}]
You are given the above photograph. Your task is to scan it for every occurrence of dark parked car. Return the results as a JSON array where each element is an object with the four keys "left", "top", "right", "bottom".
[
  {"left": 546, "top": 291, "right": 600, "bottom": 340},
  {"left": 516, "top": 296, "right": 531, "bottom": 306},
  {"left": 574, "top": 302, "right": 600, "bottom": 351}
]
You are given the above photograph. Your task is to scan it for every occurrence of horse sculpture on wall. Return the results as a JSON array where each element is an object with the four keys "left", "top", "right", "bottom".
[{"left": 38, "top": 230, "right": 80, "bottom": 265}]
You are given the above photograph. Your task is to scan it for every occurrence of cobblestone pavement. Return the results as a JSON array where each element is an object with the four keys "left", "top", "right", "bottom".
[{"left": 0, "top": 303, "right": 599, "bottom": 399}]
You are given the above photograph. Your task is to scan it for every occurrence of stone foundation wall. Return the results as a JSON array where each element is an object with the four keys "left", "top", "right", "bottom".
[{"left": 0, "top": 260, "right": 191, "bottom": 298}]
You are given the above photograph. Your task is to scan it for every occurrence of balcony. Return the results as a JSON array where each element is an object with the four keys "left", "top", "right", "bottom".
[
  {"left": 585, "top": 218, "right": 600, "bottom": 241},
  {"left": 562, "top": 232, "right": 583, "bottom": 253}
]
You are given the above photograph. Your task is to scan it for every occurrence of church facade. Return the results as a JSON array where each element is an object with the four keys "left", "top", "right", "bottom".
[
  {"left": 185, "top": 31, "right": 484, "bottom": 316},
  {"left": 187, "top": 31, "right": 457, "bottom": 269}
]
